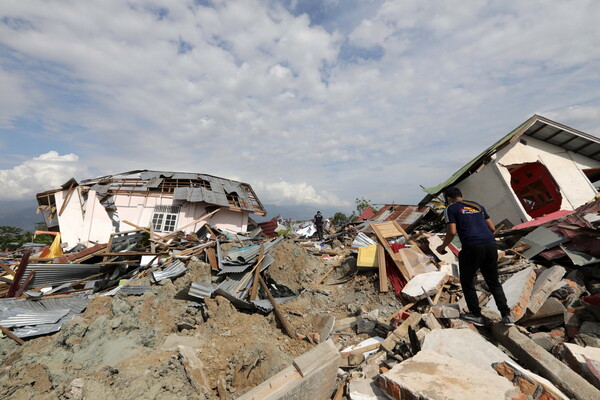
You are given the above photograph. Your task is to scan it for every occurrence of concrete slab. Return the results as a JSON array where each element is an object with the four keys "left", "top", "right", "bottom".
[
  {"left": 378, "top": 350, "right": 521, "bottom": 400},
  {"left": 491, "top": 324, "right": 600, "bottom": 400},
  {"left": 239, "top": 339, "right": 340, "bottom": 400},
  {"left": 493, "top": 362, "right": 561, "bottom": 400},
  {"left": 401, "top": 271, "right": 448, "bottom": 302},
  {"left": 348, "top": 378, "right": 387, "bottom": 400},
  {"left": 423, "top": 328, "right": 569, "bottom": 399},
  {"left": 562, "top": 343, "right": 600, "bottom": 388},
  {"left": 527, "top": 266, "right": 566, "bottom": 314},
  {"left": 422, "top": 328, "right": 512, "bottom": 374},
  {"left": 487, "top": 266, "right": 536, "bottom": 321},
  {"left": 520, "top": 297, "right": 566, "bottom": 328}
]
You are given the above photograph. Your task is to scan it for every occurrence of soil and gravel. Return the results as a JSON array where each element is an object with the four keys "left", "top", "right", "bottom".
[{"left": 0, "top": 240, "right": 403, "bottom": 400}]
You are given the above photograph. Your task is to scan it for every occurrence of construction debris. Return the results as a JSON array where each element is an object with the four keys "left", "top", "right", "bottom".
[{"left": 3, "top": 165, "right": 600, "bottom": 399}]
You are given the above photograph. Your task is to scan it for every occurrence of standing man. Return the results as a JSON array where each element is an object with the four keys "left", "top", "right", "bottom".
[
  {"left": 313, "top": 211, "right": 324, "bottom": 241},
  {"left": 436, "top": 187, "right": 514, "bottom": 327}
]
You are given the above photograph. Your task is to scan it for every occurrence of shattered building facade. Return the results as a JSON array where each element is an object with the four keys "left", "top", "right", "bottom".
[
  {"left": 421, "top": 115, "right": 600, "bottom": 226},
  {"left": 35, "top": 170, "right": 266, "bottom": 248}
]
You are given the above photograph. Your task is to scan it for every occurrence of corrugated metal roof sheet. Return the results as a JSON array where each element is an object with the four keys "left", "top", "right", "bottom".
[
  {"left": 18, "top": 263, "right": 102, "bottom": 289},
  {"left": 0, "top": 309, "right": 70, "bottom": 328},
  {"left": 188, "top": 282, "right": 214, "bottom": 300},
  {"left": 217, "top": 253, "right": 274, "bottom": 276},
  {"left": 0, "top": 296, "right": 89, "bottom": 338},
  {"left": 152, "top": 260, "right": 186, "bottom": 283}
]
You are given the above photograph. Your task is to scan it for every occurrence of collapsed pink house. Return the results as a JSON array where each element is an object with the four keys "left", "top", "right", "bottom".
[{"left": 35, "top": 170, "right": 266, "bottom": 248}]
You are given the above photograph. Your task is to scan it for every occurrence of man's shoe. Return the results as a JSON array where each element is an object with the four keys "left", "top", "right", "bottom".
[
  {"left": 460, "top": 313, "right": 484, "bottom": 327},
  {"left": 501, "top": 315, "right": 515, "bottom": 327}
]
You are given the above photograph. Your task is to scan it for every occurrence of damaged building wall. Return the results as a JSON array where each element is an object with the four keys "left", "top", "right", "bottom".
[
  {"left": 456, "top": 135, "right": 600, "bottom": 225},
  {"left": 496, "top": 137, "right": 600, "bottom": 211},
  {"left": 455, "top": 161, "right": 528, "bottom": 225},
  {"left": 55, "top": 188, "right": 249, "bottom": 247}
]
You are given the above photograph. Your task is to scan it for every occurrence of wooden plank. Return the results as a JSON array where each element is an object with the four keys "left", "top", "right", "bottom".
[
  {"left": 58, "top": 182, "right": 75, "bottom": 217},
  {"left": 0, "top": 260, "right": 16, "bottom": 276},
  {"left": 14, "top": 271, "right": 35, "bottom": 298},
  {"left": 206, "top": 248, "right": 218, "bottom": 271},
  {"left": 332, "top": 380, "right": 346, "bottom": 400},
  {"left": 392, "top": 221, "right": 424, "bottom": 254},
  {"left": 377, "top": 244, "right": 388, "bottom": 293},
  {"left": 387, "top": 302, "right": 415, "bottom": 323},
  {"left": 371, "top": 223, "right": 411, "bottom": 281},
  {"left": 248, "top": 244, "right": 264, "bottom": 301},
  {"left": 0, "top": 325, "right": 25, "bottom": 345},
  {"left": 258, "top": 274, "right": 295, "bottom": 339},
  {"left": 6, "top": 251, "right": 31, "bottom": 298}
]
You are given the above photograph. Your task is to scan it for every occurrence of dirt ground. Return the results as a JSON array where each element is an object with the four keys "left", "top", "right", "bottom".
[{"left": 0, "top": 240, "right": 403, "bottom": 400}]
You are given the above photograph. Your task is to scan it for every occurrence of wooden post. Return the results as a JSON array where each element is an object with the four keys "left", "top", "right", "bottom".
[
  {"left": 377, "top": 244, "right": 388, "bottom": 292},
  {"left": 58, "top": 182, "right": 75, "bottom": 217},
  {"left": 206, "top": 248, "right": 219, "bottom": 271},
  {"left": 6, "top": 251, "right": 31, "bottom": 298},
  {"left": 0, "top": 325, "right": 25, "bottom": 345},
  {"left": 258, "top": 274, "right": 295, "bottom": 339},
  {"left": 248, "top": 244, "right": 264, "bottom": 301},
  {"left": 15, "top": 271, "right": 35, "bottom": 298}
]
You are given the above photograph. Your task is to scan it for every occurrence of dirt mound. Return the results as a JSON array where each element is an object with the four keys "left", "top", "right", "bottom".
[{"left": 266, "top": 241, "right": 329, "bottom": 291}]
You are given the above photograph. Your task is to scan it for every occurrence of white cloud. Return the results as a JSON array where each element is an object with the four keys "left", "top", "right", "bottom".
[
  {"left": 253, "top": 180, "right": 350, "bottom": 207},
  {"left": 1, "top": 1, "right": 600, "bottom": 208},
  {"left": 0, "top": 151, "right": 84, "bottom": 200}
]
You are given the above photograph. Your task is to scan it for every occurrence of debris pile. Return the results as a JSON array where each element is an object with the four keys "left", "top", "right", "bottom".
[{"left": 2, "top": 194, "right": 600, "bottom": 399}]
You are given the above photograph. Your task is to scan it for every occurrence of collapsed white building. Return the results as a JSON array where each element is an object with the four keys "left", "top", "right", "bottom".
[
  {"left": 36, "top": 170, "right": 266, "bottom": 248},
  {"left": 421, "top": 115, "right": 600, "bottom": 226}
]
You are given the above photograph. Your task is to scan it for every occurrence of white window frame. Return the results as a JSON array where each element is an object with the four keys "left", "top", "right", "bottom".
[{"left": 151, "top": 205, "right": 180, "bottom": 233}]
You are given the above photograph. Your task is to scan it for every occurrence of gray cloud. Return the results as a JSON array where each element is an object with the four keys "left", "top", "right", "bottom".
[{"left": 1, "top": 0, "right": 599, "bottom": 206}]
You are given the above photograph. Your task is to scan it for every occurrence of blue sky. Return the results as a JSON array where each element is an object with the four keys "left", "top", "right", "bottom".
[{"left": 1, "top": 0, "right": 600, "bottom": 211}]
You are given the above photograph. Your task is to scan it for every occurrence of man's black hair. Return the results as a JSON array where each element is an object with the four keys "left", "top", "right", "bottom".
[{"left": 443, "top": 187, "right": 462, "bottom": 200}]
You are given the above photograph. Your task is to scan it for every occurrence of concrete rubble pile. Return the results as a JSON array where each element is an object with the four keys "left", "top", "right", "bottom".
[{"left": 2, "top": 196, "right": 600, "bottom": 399}]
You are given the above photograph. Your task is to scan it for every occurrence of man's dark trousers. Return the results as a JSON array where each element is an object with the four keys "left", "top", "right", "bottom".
[
  {"left": 458, "top": 243, "right": 510, "bottom": 316},
  {"left": 316, "top": 225, "right": 324, "bottom": 241}
]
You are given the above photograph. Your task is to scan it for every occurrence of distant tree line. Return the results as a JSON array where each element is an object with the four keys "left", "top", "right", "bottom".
[{"left": 0, "top": 222, "right": 53, "bottom": 251}]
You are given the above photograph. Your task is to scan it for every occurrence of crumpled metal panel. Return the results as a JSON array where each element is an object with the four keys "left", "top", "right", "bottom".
[
  {"left": 188, "top": 282, "right": 214, "bottom": 300},
  {"left": 140, "top": 171, "right": 171, "bottom": 180},
  {"left": 118, "top": 286, "right": 153, "bottom": 296},
  {"left": 143, "top": 177, "right": 163, "bottom": 189},
  {"left": 0, "top": 296, "right": 89, "bottom": 338},
  {"left": 217, "top": 253, "right": 274, "bottom": 276},
  {"left": 197, "top": 188, "right": 229, "bottom": 207},
  {"left": 171, "top": 173, "right": 199, "bottom": 179},
  {"left": 352, "top": 232, "right": 377, "bottom": 248},
  {"left": 152, "top": 260, "right": 187, "bottom": 283},
  {"left": 173, "top": 187, "right": 190, "bottom": 200},
  {"left": 225, "top": 237, "right": 283, "bottom": 264},
  {"left": 0, "top": 309, "right": 70, "bottom": 328}
]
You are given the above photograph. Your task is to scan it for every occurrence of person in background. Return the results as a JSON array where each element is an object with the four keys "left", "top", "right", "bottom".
[
  {"left": 436, "top": 187, "right": 514, "bottom": 327},
  {"left": 313, "top": 211, "right": 324, "bottom": 241}
]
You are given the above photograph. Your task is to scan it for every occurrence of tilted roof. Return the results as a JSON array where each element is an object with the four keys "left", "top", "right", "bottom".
[{"left": 422, "top": 115, "right": 600, "bottom": 199}]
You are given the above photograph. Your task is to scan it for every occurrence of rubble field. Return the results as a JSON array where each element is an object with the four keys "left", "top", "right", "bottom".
[{"left": 2, "top": 196, "right": 600, "bottom": 399}]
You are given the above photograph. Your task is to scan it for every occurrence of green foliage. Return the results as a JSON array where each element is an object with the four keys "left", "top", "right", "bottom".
[
  {"left": 331, "top": 212, "right": 349, "bottom": 227},
  {"left": 0, "top": 222, "right": 54, "bottom": 251},
  {"left": 355, "top": 197, "right": 378, "bottom": 215}
]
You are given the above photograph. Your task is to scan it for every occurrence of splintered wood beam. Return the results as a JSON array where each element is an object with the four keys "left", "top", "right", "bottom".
[
  {"left": 248, "top": 244, "right": 264, "bottom": 301},
  {"left": 0, "top": 325, "right": 25, "bottom": 345},
  {"left": 58, "top": 183, "right": 75, "bottom": 217},
  {"left": 258, "top": 274, "right": 295, "bottom": 339},
  {"left": 377, "top": 244, "right": 388, "bottom": 292}
]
